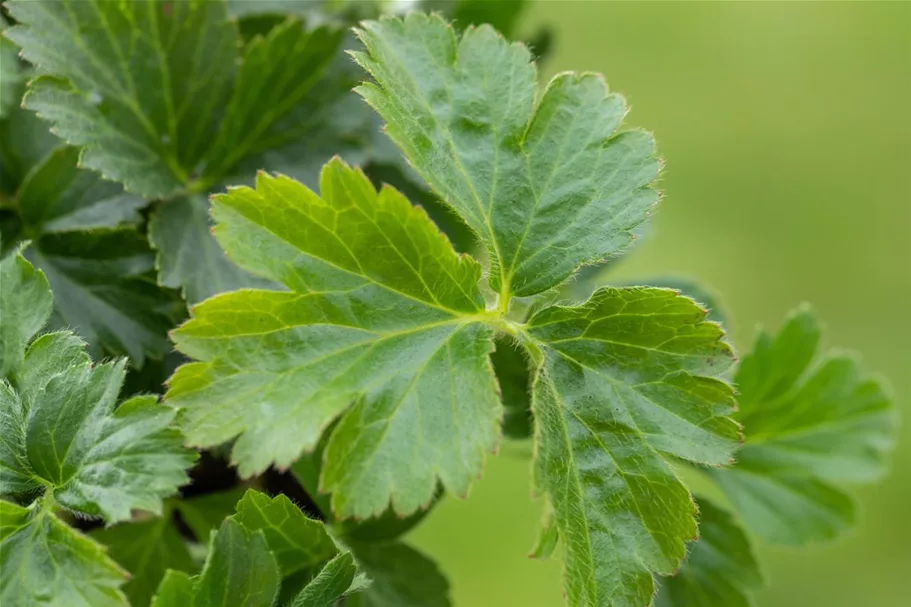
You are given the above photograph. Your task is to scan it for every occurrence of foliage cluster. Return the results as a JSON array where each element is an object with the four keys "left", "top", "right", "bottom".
[{"left": 0, "top": 1, "right": 895, "bottom": 606}]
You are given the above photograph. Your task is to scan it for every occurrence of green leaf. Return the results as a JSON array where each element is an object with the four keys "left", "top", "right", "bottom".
[
  {"left": 288, "top": 552, "right": 360, "bottom": 607},
  {"left": 150, "top": 570, "right": 194, "bottom": 607},
  {"left": 0, "top": 17, "right": 22, "bottom": 120},
  {"left": 233, "top": 490, "right": 338, "bottom": 577},
  {"left": 166, "top": 159, "right": 501, "bottom": 519},
  {"left": 202, "top": 18, "right": 341, "bottom": 187},
  {"left": 7, "top": 1, "right": 341, "bottom": 201},
  {"left": 353, "top": 14, "right": 658, "bottom": 298},
  {"left": 1, "top": 313, "right": 194, "bottom": 521},
  {"left": 526, "top": 287, "right": 740, "bottom": 607},
  {"left": 708, "top": 306, "right": 896, "bottom": 545},
  {"left": 149, "top": 196, "right": 275, "bottom": 304},
  {"left": 174, "top": 487, "right": 247, "bottom": 542},
  {"left": 194, "top": 519, "right": 280, "bottom": 607},
  {"left": 7, "top": 0, "right": 237, "bottom": 198},
  {"left": 347, "top": 541, "right": 451, "bottom": 607},
  {"left": 24, "top": 229, "right": 185, "bottom": 363},
  {"left": 0, "top": 250, "right": 52, "bottom": 378},
  {"left": 654, "top": 498, "right": 762, "bottom": 607},
  {"left": 92, "top": 514, "right": 195, "bottom": 607},
  {"left": 0, "top": 499, "right": 129, "bottom": 607},
  {"left": 16, "top": 145, "right": 146, "bottom": 233},
  {"left": 491, "top": 336, "right": 533, "bottom": 439}
]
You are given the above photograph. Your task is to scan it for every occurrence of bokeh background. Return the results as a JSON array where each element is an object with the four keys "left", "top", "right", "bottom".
[{"left": 410, "top": 2, "right": 910, "bottom": 605}]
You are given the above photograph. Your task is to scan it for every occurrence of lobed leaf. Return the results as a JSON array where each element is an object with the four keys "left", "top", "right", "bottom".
[
  {"left": 166, "top": 159, "right": 501, "bottom": 518},
  {"left": 0, "top": 499, "right": 129, "bottom": 607},
  {"left": 353, "top": 13, "right": 659, "bottom": 298},
  {"left": 709, "top": 306, "right": 896, "bottom": 544},
  {"left": 527, "top": 287, "right": 740, "bottom": 606}
]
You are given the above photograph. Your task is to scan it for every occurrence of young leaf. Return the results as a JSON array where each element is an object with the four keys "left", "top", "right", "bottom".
[
  {"left": 0, "top": 252, "right": 194, "bottom": 521},
  {"left": 195, "top": 519, "right": 281, "bottom": 607},
  {"left": 233, "top": 491, "right": 338, "bottom": 577},
  {"left": 527, "top": 287, "right": 740, "bottom": 607},
  {"left": 708, "top": 306, "right": 896, "bottom": 544},
  {"left": 92, "top": 514, "right": 195, "bottom": 607},
  {"left": 654, "top": 498, "right": 762, "bottom": 607},
  {"left": 353, "top": 14, "right": 659, "bottom": 298},
  {"left": 0, "top": 499, "right": 129, "bottom": 607},
  {"left": 166, "top": 159, "right": 501, "bottom": 518},
  {"left": 287, "top": 552, "right": 359, "bottom": 607}
]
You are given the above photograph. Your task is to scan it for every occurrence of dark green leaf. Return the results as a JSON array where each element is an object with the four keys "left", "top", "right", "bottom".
[
  {"left": 655, "top": 498, "right": 762, "bottom": 607},
  {"left": 25, "top": 229, "right": 185, "bottom": 363},
  {"left": 16, "top": 146, "right": 145, "bottom": 233},
  {"left": 347, "top": 541, "right": 451, "bottom": 607},
  {"left": 491, "top": 336, "right": 533, "bottom": 439},
  {"left": 92, "top": 515, "right": 195, "bottom": 607},
  {"left": 0, "top": 17, "right": 21, "bottom": 120},
  {"left": 7, "top": 0, "right": 237, "bottom": 198},
  {"left": 175, "top": 487, "right": 247, "bottom": 543},
  {"left": 149, "top": 196, "right": 275, "bottom": 304}
]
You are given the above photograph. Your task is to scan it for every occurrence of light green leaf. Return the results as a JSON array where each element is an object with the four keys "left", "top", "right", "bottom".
[
  {"left": 166, "top": 159, "right": 501, "bottom": 519},
  {"left": 150, "top": 570, "right": 194, "bottom": 607},
  {"left": 347, "top": 541, "right": 451, "bottom": 607},
  {"left": 149, "top": 196, "right": 275, "bottom": 304},
  {"left": 288, "top": 552, "right": 360, "bottom": 607},
  {"left": 353, "top": 14, "right": 658, "bottom": 298},
  {"left": 24, "top": 229, "right": 185, "bottom": 363},
  {"left": 654, "top": 498, "right": 762, "bottom": 607},
  {"left": 527, "top": 287, "right": 739, "bottom": 607},
  {"left": 16, "top": 145, "right": 146, "bottom": 233},
  {"left": 0, "top": 499, "right": 129, "bottom": 607},
  {"left": 92, "top": 514, "right": 195, "bottom": 607},
  {"left": 709, "top": 306, "right": 895, "bottom": 545},
  {"left": 7, "top": 0, "right": 237, "bottom": 198},
  {"left": 194, "top": 519, "right": 280, "bottom": 607},
  {"left": 0, "top": 251, "right": 52, "bottom": 378},
  {"left": 1, "top": 328, "right": 194, "bottom": 522},
  {"left": 233, "top": 490, "right": 338, "bottom": 577}
]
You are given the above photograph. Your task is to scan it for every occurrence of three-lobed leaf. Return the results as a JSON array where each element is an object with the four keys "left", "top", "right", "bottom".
[
  {"left": 353, "top": 13, "right": 659, "bottom": 299},
  {"left": 166, "top": 158, "right": 501, "bottom": 519},
  {"left": 527, "top": 287, "right": 740, "bottom": 606},
  {"left": 0, "top": 253, "right": 194, "bottom": 521}
]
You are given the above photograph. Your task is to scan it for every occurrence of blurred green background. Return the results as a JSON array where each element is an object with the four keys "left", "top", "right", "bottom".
[{"left": 410, "top": 2, "right": 911, "bottom": 606}]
